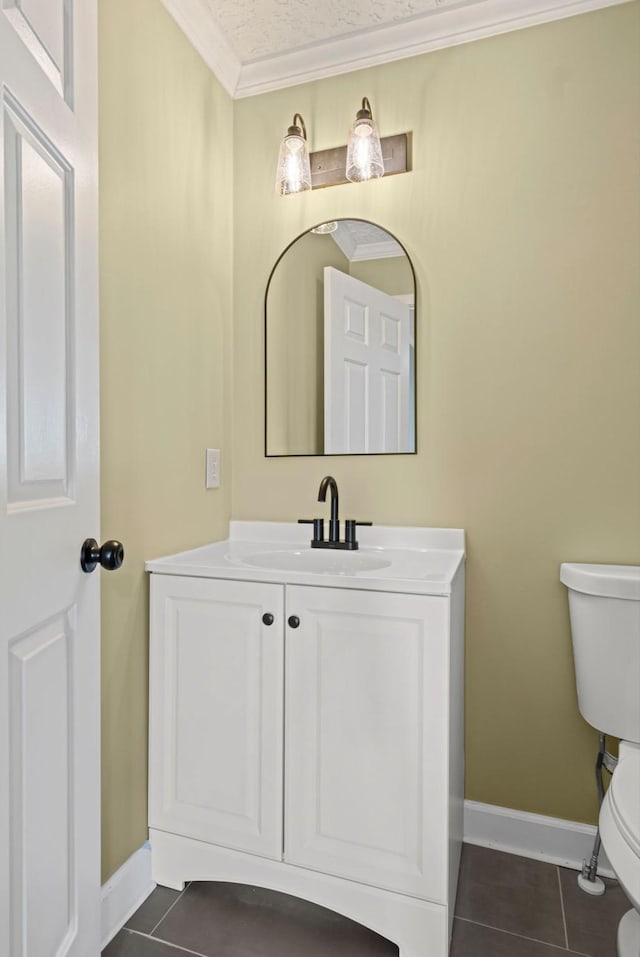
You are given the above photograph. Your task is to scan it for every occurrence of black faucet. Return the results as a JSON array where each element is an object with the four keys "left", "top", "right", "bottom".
[
  {"left": 318, "top": 475, "right": 340, "bottom": 543},
  {"left": 298, "top": 475, "right": 372, "bottom": 550}
]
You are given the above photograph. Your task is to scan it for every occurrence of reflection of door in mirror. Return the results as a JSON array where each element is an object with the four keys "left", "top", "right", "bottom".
[
  {"left": 265, "top": 219, "right": 416, "bottom": 456},
  {"left": 324, "top": 268, "right": 413, "bottom": 453}
]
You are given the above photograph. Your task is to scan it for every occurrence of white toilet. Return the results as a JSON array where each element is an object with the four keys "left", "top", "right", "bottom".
[{"left": 561, "top": 563, "right": 640, "bottom": 957}]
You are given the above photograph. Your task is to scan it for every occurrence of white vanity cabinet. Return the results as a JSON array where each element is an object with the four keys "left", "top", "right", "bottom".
[
  {"left": 148, "top": 575, "right": 285, "bottom": 860},
  {"left": 147, "top": 523, "right": 465, "bottom": 957},
  {"left": 284, "top": 585, "right": 449, "bottom": 903}
]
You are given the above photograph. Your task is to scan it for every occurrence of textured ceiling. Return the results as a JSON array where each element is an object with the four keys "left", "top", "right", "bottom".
[
  {"left": 163, "top": 0, "right": 626, "bottom": 97},
  {"left": 207, "top": 0, "right": 470, "bottom": 62}
]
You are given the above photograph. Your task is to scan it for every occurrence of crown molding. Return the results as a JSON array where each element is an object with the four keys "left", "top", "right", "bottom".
[
  {"left": 163, "top": 0, "right": 632, "bottom": 100},
  {"left": 161, "top": 0, "right": 241, "bottom": 97},
  {"left": 332, "top": 233, "right": 405, "bottom": 263}
]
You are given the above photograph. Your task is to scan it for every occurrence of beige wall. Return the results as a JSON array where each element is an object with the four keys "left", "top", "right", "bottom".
[
  {"left": 98, "top": 0, "right": 639, "bottom": 883},
  {"left": 350, "top": 255, "right": 413, "bottom": 296},
  {"left": 99, "top": 0, "right": 233, "bottom": 879},
  {"left": 233, "top": 4, "right": 640, "bottom": 825}
]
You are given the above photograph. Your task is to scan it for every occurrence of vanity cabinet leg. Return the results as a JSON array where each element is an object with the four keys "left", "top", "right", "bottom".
[{"left": 153, "top": 874, "right": 185, "bottom": 893}]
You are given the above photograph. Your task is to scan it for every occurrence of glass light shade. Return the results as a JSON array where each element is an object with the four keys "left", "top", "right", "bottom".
[
  {"left": 346, "top": 108, "right": 384, "bottom": 183},
  {"left": 275, "top": 127, "right": 311, "bottom": 195}
]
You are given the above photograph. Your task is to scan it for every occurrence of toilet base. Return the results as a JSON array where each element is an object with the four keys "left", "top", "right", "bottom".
[{"left": 618, "top": 908, "right": 640, "bottom": 957}]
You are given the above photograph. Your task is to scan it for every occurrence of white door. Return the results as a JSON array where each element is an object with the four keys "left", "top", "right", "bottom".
[
  {"left": 324, "top": 267, "right": 412, "bottom": 454},
  {"left": 148, "top": 576, "right": 285, "bottom": 863},
  {"left": 284, "top": 585, "right": 448, "bottom": 902},
  {"left": 0, "top": 3, "right": 101, "bottom": 955}
]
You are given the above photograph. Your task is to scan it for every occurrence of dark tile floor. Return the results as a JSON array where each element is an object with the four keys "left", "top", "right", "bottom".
[{"left": 103, "top": 844, "right": 629, "bottom": 957}]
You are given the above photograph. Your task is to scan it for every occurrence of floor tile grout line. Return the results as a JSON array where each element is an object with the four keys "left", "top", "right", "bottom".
[
  {"left": 557, "top": 865, "right": 570, "bottom": 950},
  {"left": 149, "top": 881, "right": 191, "bottom": 938},
  {"left": 127, "top": 928, "right": 210, "bottom": 957},
  {"left": 454, "top": 916, "right": 592, "bottom": 956}
]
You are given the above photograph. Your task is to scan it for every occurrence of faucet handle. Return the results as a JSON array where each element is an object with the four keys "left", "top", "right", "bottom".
[
  {"left": 344, "top": 519, "right": 372, "bottom": 548},
  {"left": 298, "top": 517, "right": 324, "bottom": 544}
]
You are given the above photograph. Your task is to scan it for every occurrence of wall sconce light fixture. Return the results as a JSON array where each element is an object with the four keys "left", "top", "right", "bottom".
[
  {"left": 275, "top": 100, "right": 409, "bottom": 195},
  {"left": 345, "top": 97, "right": 384, "bottom": 183},
  {"left": 275, "top": 113, "right": 311, "bottom": 195}
]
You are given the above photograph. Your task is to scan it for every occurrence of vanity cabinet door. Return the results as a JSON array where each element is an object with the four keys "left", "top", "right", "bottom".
[
  {"left": 149, "top": 575, "right": 284, "bottom": 860},
  {"left": 284, "top": 585, "right": 449, "bottom": 902}
]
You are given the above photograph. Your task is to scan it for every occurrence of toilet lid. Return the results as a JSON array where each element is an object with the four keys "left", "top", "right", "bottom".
[{"left": 608, "top": 753, "right": 640, "bottom": 859}]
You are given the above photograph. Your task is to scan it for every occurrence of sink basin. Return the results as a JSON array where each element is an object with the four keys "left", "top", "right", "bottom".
[{"left": 233, "top": 549, "right": 391, "bottom": 575}]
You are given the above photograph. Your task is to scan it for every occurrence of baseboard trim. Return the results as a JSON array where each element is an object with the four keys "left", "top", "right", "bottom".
[
  {"left": 463, "top": 800, "right": 614, "bottom": 878},
  {"left": 99, "top": 804, "right": 614, "bottom": 945},
  {"left": 101, "top": 842, "right": 156, "bottom": 949}
]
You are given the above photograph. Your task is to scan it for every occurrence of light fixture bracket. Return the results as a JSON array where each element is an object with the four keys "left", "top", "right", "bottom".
[
  {"left": 355, "top": 97, "right": 373, "bottom": 122},
  {"left": 309, "top": 132, "right": 409, "bottom": 190},
  {"left": 288, "top": 113, "right": 307, "bottom": 140}
]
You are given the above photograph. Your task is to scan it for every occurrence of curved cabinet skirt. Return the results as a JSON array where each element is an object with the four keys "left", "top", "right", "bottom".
[{"left": 149, "top": 828, "right": 450, "bottom": 957}]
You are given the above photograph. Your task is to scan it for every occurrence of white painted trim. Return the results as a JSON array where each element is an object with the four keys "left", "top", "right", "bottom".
[
  {"left": 162, "top": 0, "right": 633, "bottom": 99},
  {"left": 100, "top": 805, "right": 614, "bottom": 946},
  {"left": 464, "top": 800, "right": 615, "bottom": 878},
  {"left": 351, "top": 241, "right": 406, "bottom": 262},
  {"left": 100, "top": 842, "right": 156, "bottom": 950},
  {"left": 160, "top": 0, "right": 241, "bottom": 97}
]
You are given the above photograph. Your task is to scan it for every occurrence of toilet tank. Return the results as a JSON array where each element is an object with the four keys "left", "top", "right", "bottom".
[{"left": 560, "top": 563, "right": 640, "bottom": 744}]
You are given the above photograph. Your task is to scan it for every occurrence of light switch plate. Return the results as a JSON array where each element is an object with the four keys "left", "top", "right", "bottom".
[{"left": 205, "top": 448, "right": 220, "bottom": 489}]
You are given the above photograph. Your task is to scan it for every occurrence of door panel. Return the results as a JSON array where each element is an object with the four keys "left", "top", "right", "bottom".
[
  {"left": 5, "top": 94, "right": 73, "bottom": 506},
  {"left": 285, "top": 585, "right": 448, "bottom": 902},
  {"left": 9, "top": 613, "right": 76, "bottom": 957},
  {"left": 381, "top": 369, "right": 400, "bottom": 450},
  {"left": 0, "top": 1, "right": 100, "bottom": 953},
  {"left": 345, "top": 359, "right": 367, "bottom": 452},
  {"left": 149, "top": 576, "right": 285, "bottom": 861},
  {"left": 324, "top": 267, "right": 411, "bottom": 453},
  {"left": 2, "top": 0, "right": 72, "bottom": 100}
]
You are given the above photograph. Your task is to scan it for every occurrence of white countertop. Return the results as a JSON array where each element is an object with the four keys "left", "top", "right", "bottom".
[{"left": 146, "top": 522, "right": 465, "bottom": 597}]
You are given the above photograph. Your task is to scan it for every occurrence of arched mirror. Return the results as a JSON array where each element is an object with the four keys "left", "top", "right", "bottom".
[{"left": 265, "top": 219, "right": 416, "bottom": 456}]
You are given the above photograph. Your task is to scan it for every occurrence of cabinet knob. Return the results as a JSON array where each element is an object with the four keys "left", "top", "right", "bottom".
[
  {"left": 287, "top": 615, "right": 300, "bottom": 629},
  {"left": 262, "top": 613, "right": 274, "bottom": 626}
]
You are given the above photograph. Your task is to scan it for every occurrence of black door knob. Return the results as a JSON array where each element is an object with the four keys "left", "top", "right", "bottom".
[
  {"left": 288, "top": 615, "right": 300, "bottom": 629},
  {"left": 81, "top": 538, "right": 125, "bottom": 573},
  {"left": 262, "top": 613, "right": 274, "bottom": 626}
]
